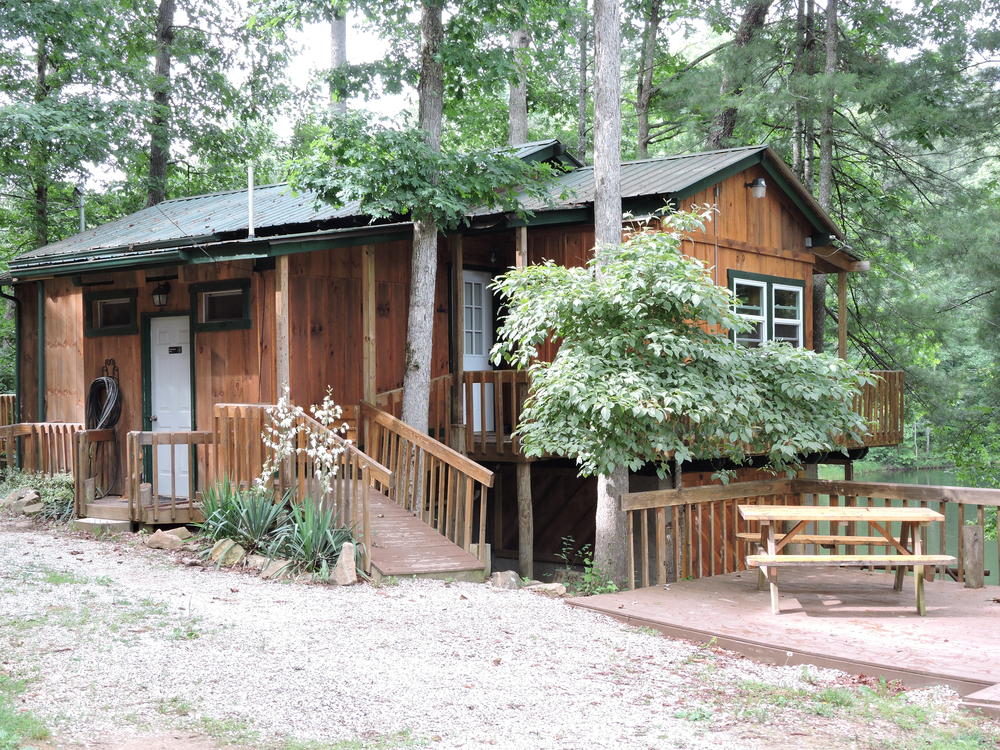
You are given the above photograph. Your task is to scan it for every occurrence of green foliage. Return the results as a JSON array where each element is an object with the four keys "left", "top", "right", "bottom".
[
  {"left": 289, "top": 110, "right": 560, "bottom": 230},
  {"left": 0, "top": 673, "right": 49, "bottom": 749},
  {"left": 0, "top": 470, "right": 74, "bottom": 522},
  {"left": 555, "top": 536, "right": 618, "bottom": 596},
  {"left": 493, "top": 210, "right": 870, "bottom": 477},
  {"left": 267, "top": 499, "right": 359, "bottom": 579},
  {"left": 198, "top": 479, "right": 290, "bottom": 554}
]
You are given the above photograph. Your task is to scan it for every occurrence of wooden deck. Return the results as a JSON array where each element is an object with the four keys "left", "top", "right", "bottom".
[
  {"left": 569, "top": 568, "right": 1000, "bottom": 702},
  {"left": 368, "top": 490, "right": 486, "bottom": 581}
]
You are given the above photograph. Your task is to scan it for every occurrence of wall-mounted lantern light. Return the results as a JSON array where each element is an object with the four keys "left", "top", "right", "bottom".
[
  {"left": 151, "top": 282, "right": 170, "bottom": 308},
  {"left": 746, "top": 177, "right": 767, "bottom": 199}
]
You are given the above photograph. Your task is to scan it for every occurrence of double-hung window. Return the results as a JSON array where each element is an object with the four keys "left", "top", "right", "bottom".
[{"left": 728, "top": 271, "right": 804, "bottom": 348}]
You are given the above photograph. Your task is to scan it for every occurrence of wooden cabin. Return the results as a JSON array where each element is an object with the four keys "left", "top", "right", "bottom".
[{"left": 1, "top": 140, "right": 904, "bottom": 577}]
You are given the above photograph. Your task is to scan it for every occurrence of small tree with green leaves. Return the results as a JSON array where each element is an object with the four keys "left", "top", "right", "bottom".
[{"left": 492, "top": 209, "right": 871, "bottom": 581}]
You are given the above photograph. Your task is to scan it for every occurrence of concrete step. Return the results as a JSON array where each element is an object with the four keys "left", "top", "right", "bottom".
[
  {"left": 961, "top": 684, "right": 1000, "bottom": 718},
  {"left": 71, "top": 517, "right": 132, "bottom": 536}
]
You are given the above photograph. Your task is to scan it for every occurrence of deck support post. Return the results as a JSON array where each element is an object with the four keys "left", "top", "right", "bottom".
[
  {"left": 449, "top": 234, "right": 465, "bottom": 453},
  {"left": 517, "top": 461, "right": 533, "bottom": 579},
  {"left": 362, "top": 245, "right": 377, "bottom": 405},
  {"left": 962, "top": 526, "right": 985, "bottom": 589},
  {"left": 837, "top": 271, "right": 847, "bottom": 359},
  {"left": 275, "top": 255, "right": 291, "bottom": 394}
]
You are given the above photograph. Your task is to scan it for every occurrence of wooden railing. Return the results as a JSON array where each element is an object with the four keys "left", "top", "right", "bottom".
[
  {"left": 213, "top": 403, "right": 393, "bottom": 573},
  {"left": 847, "top": 370, "right": 904, "bottom": 448},
  {"left": 0, "top": 422, "right": 84, "bottom": 475},
  {"left": 360, "top": 401, "right": 494, "bottom": 562},
  {"left": 73, "top": 429, "right": 116, "bottom": 515},
  {"left": 375, "top": 374, "right": 453, "bottom": 444},
  {"left": 462, "top": 370, "right": 530, "bottom": 458},
  {"left": 0, "top": 394, "right": 16, "bottom": 427},
  {"left": 125, "top": 430, "right": 214, "bottom": 524},
  {"left": 623, "top": 477, "right": 1000, "bottom": 590}
]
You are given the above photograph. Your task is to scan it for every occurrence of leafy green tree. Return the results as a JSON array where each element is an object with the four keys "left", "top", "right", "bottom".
[{"left": 491, "top": 211, "right": 869, "bottom": 477}]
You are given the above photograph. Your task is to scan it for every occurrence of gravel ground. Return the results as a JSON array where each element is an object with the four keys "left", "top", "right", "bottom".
[{"left": 0, "top": 518, "right": 995, "bottom": 750}]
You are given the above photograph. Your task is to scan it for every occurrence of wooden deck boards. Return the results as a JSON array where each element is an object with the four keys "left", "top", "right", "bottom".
[{"left": 368, "top": 491, "right": 485, "bottom": 579}]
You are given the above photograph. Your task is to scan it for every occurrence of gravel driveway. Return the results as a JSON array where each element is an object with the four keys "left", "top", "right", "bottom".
[{"left": 0, "top": 519, "right": 993, "bottom": 750}]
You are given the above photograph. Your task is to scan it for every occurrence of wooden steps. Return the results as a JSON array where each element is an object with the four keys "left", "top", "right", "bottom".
[
  {"left": 84, "top": 495, "right": 202, "bottom": 525},
  {"left": 368, "top": 491, "right": 486, "bottom": 582},
  {"left": 747, "top": 554, "right": 955, "bottom": 568}
]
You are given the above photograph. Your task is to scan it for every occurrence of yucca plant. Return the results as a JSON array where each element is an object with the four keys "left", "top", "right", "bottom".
[
  {"left": 268, "top": 498, "right": 358, "bottom": 577},
  {"left": 198, "top": 479, "right": 289, "bottom": 553}
]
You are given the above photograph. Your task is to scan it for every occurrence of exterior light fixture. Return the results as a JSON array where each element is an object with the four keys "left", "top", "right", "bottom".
[
  {"left": 151, "top": 281, "right": 170, "bottom": 308},
  {"left": 746, "top": 177, "right": 767, "bottom": 199}
]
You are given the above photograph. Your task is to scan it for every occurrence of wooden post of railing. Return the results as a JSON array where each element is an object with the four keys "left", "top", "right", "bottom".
[{"left": 449, "top": 234, "right": 465, "bottom": 453}]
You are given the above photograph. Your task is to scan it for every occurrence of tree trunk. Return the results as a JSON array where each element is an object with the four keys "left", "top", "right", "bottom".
[
  {"left": 507, "top": 29, "right": 530, "bottom": 146},
  {"left": 400, "top": 0, "right": 444, "bottom": 434},
  {"left": 635, "top": 0, "right": 662, "bottom": 160},
  {"left": 812, "top": 0, "right": 837, "bottom": 355},
  {"left": 802, "top": 0, "right": 815, "bottom": 188},
  {"left": 791, "top": 0, "right": 805, "bottom": 177},
  {"left": 147, "top": 0, "right": 176, "bottom": 207},
  {"left": 576, "top": 10, "right": 589, "bottom": 162},
  {"left": 30, "top": 39, "right": 50, "bottom": 249},
  {"left": 706, "top": 0, "right": 771, "bottom": 150},
  {"left": 592, "top": 0, "right": 628, "bottom": 588},
  {"left": 330, "top": 6, "right": 347, "bottom": 114}
]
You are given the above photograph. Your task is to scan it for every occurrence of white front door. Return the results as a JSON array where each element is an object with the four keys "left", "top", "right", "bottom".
[
  {"left": 150, "top": 316, "right": 192, "bottom": 498},
  {"left": 463, "top": 270, "right": 495, "bottom": 433}
]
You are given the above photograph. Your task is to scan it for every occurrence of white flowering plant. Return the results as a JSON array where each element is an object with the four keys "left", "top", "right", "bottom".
[{"left": 258, "top": 386, "right": 352, "bottom": 499}]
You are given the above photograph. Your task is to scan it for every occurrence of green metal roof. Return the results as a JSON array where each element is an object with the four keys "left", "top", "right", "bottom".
[{"left": 8, "top": 142, "right": 848, "bottom": 278}]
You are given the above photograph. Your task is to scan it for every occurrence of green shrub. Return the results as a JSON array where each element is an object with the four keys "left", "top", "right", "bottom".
[
  {"left": 198, "top": 479, "right": 289, "bottom": 553},
  {"left": 267, "top": 499, "right": 358, "bottom": 578},
  {"left": 556, "top": 535, "right": 619, "bottom": 596}
]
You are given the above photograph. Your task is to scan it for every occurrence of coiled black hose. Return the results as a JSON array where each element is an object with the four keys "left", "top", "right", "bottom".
[
  {"left": 85, "top": 376, "right": 122, "bottom": 496},
  {"left": 86, "top": 376, "right": 121, "bottom": 430}
]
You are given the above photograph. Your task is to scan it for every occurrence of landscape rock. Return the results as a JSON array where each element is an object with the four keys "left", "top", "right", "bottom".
[
  {"left": 525, "top": 582, "right": 567, "bottom": 597},
  {"left": 20, "top": 502, "right": 44, "bottom": 516},
  {"left": 488, "top": 570, "right": 522, "bottom": 590},
  {"left": 260, "top": 558, "right": 292, "bottom": 580},
  {"left": 180, "top": 557, "right": 202, "bottom": 567},
  {"left": 208, "top": 539, "right": 247, "bottom": 566},
  {"left": 332, "top": 543, "right": 357, "bottom": 586},
  {"left": 146, "top": 529, "right": 184, "bottom": 551},
  {"left": 2, "top": 488, "right": 38, "bottom": 509},
  {"left": 164, "top": 526, "right": 193, "bottom": 540},
  {"left": 244, "top": 554, "right": 269, "bottom": 571}
]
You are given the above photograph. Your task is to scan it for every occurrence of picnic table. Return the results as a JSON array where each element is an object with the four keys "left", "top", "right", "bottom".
[{"left": 737, "top": 504, "right": 955, "bottom": 615}]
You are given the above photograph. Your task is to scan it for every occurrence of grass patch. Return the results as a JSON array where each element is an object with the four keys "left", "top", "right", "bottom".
[
  {"left": 280, "top": 730, "right": 426, "bottom": 749},
  {"left": 41, "top": 568, "right": 89, "bottom": 586},
  {"left": 0, "top": 673, "right": 49, "bottom": 750}
]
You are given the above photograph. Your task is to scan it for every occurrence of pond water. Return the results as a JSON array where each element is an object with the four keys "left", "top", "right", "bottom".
[{"left": 817, "top": 464, "right": 998, "bottom": 585}]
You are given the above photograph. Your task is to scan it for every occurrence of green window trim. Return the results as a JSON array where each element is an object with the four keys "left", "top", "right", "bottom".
[
  {"left": 189, "top": 278, "right": 252, "bottom": 332},
  {"left": 84, "top": 288, "right": 139, "bottom": 337},
  {"left": 727, "top": 270, "right": 806, "bottom": 348}
]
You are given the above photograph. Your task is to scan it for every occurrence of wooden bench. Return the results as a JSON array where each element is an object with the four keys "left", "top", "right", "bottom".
[{"left": 738, "top": 504, "right": 951, "bottom": 615}]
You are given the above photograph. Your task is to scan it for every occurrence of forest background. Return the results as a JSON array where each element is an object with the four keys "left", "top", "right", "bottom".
[{"left": 1, "top": 0, "right": 998, "bottom": 486}]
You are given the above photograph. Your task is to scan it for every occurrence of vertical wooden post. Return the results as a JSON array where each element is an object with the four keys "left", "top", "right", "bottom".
[
  {"left": 275, "top": 254, "right": 291, "bottom": 394},
  {"left": 516, "top": 461, "right": 533, "bottom": 579},
  {"left": 449, "top": 234, "right": 465, "bottom": 451},
  {"left": 515, "top": 225, "right": 528, "bottom": 269},
  {"left": 962, "top": 525, "right": 985, "bottom": 589},
  {"left": 837, "top": 271, "right": 847, "bottom": 359},
  {"left": 361, "top": 245, "right": 377, "bottom": 405}
]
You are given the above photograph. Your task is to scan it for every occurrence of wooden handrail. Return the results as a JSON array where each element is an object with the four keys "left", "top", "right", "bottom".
[
  {"left": 74, "top": 428, "right": 117, "bottom": 515},
  {"left": 126, "top": 429, "right": 213, "bottom": 524},
  {"left": 360, "top": 402, "right": 493, "bottom": 487},
  {"left": 359, "top": 401, "right": 494, "bottom": 562},
  {"left": 375, "top": 374, "right": 453, "bottom": 444},
  {"left": 0, "top": 422, "right": 84, "bottom": 476}
]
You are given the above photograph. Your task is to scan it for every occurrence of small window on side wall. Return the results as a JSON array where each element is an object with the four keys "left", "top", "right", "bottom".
[
  {"left": 85, "top": 289, "right": 138, "bottom": 337},
  {"left": 191, "top": 280, "right": 251, "bottom": 331},
  {"left": 728, "top": 271, "right": 805, "bottom": 348}
]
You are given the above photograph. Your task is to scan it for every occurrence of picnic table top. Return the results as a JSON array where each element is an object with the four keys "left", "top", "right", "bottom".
[{"left": 737, "top": 504, "right": 945, "bottom": 524}]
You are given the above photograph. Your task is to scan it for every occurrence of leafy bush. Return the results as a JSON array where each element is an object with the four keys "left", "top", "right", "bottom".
[
  {"left": 267, "top": 499, "right": 358, "bottom": 578},
  {"left": 0, "top": 469, "right": 75, "bottom": 522},
  {"left": 556, "top": 536, "right": 618, "bottom": 596},
  {"left": 198, "top": 479, "right": 289, "bottom": 553}
]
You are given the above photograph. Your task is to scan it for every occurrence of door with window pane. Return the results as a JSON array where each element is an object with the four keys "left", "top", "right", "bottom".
[{"left": 462, "top": 270, "right": 495, "bottom": 432}]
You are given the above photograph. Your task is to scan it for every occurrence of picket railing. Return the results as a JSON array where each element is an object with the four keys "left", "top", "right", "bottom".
[
  {"left": 375, "top": 374, "right": 453, "bottom": 444},
  {"left": 462, "top": 370, "right": 530, "bottom": 459},
  {"left": 73, "top": 428, "right": 116, "bottom": 514},
  {"left": 0, "top": 394, "right": 16, "bottom": 427},
  {"left": 622, "top": 477, "right": 1000, "bottom": 590},
  {"left": 360, "top": 401, "right": 494, "bottom": 561},
  {"left": 846, "top": 370, "right": 904, "bottom": 448},
  {"left": 0, "top": 422, "right": 84, "bottom": 475},
  {"left": 125, "top": 430, "right": 214, "bottom": 524}
]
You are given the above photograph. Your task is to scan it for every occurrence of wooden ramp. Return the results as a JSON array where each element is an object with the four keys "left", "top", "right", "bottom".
[{"left": 368, "top": 491, "right": 486, "bottom": 582}]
